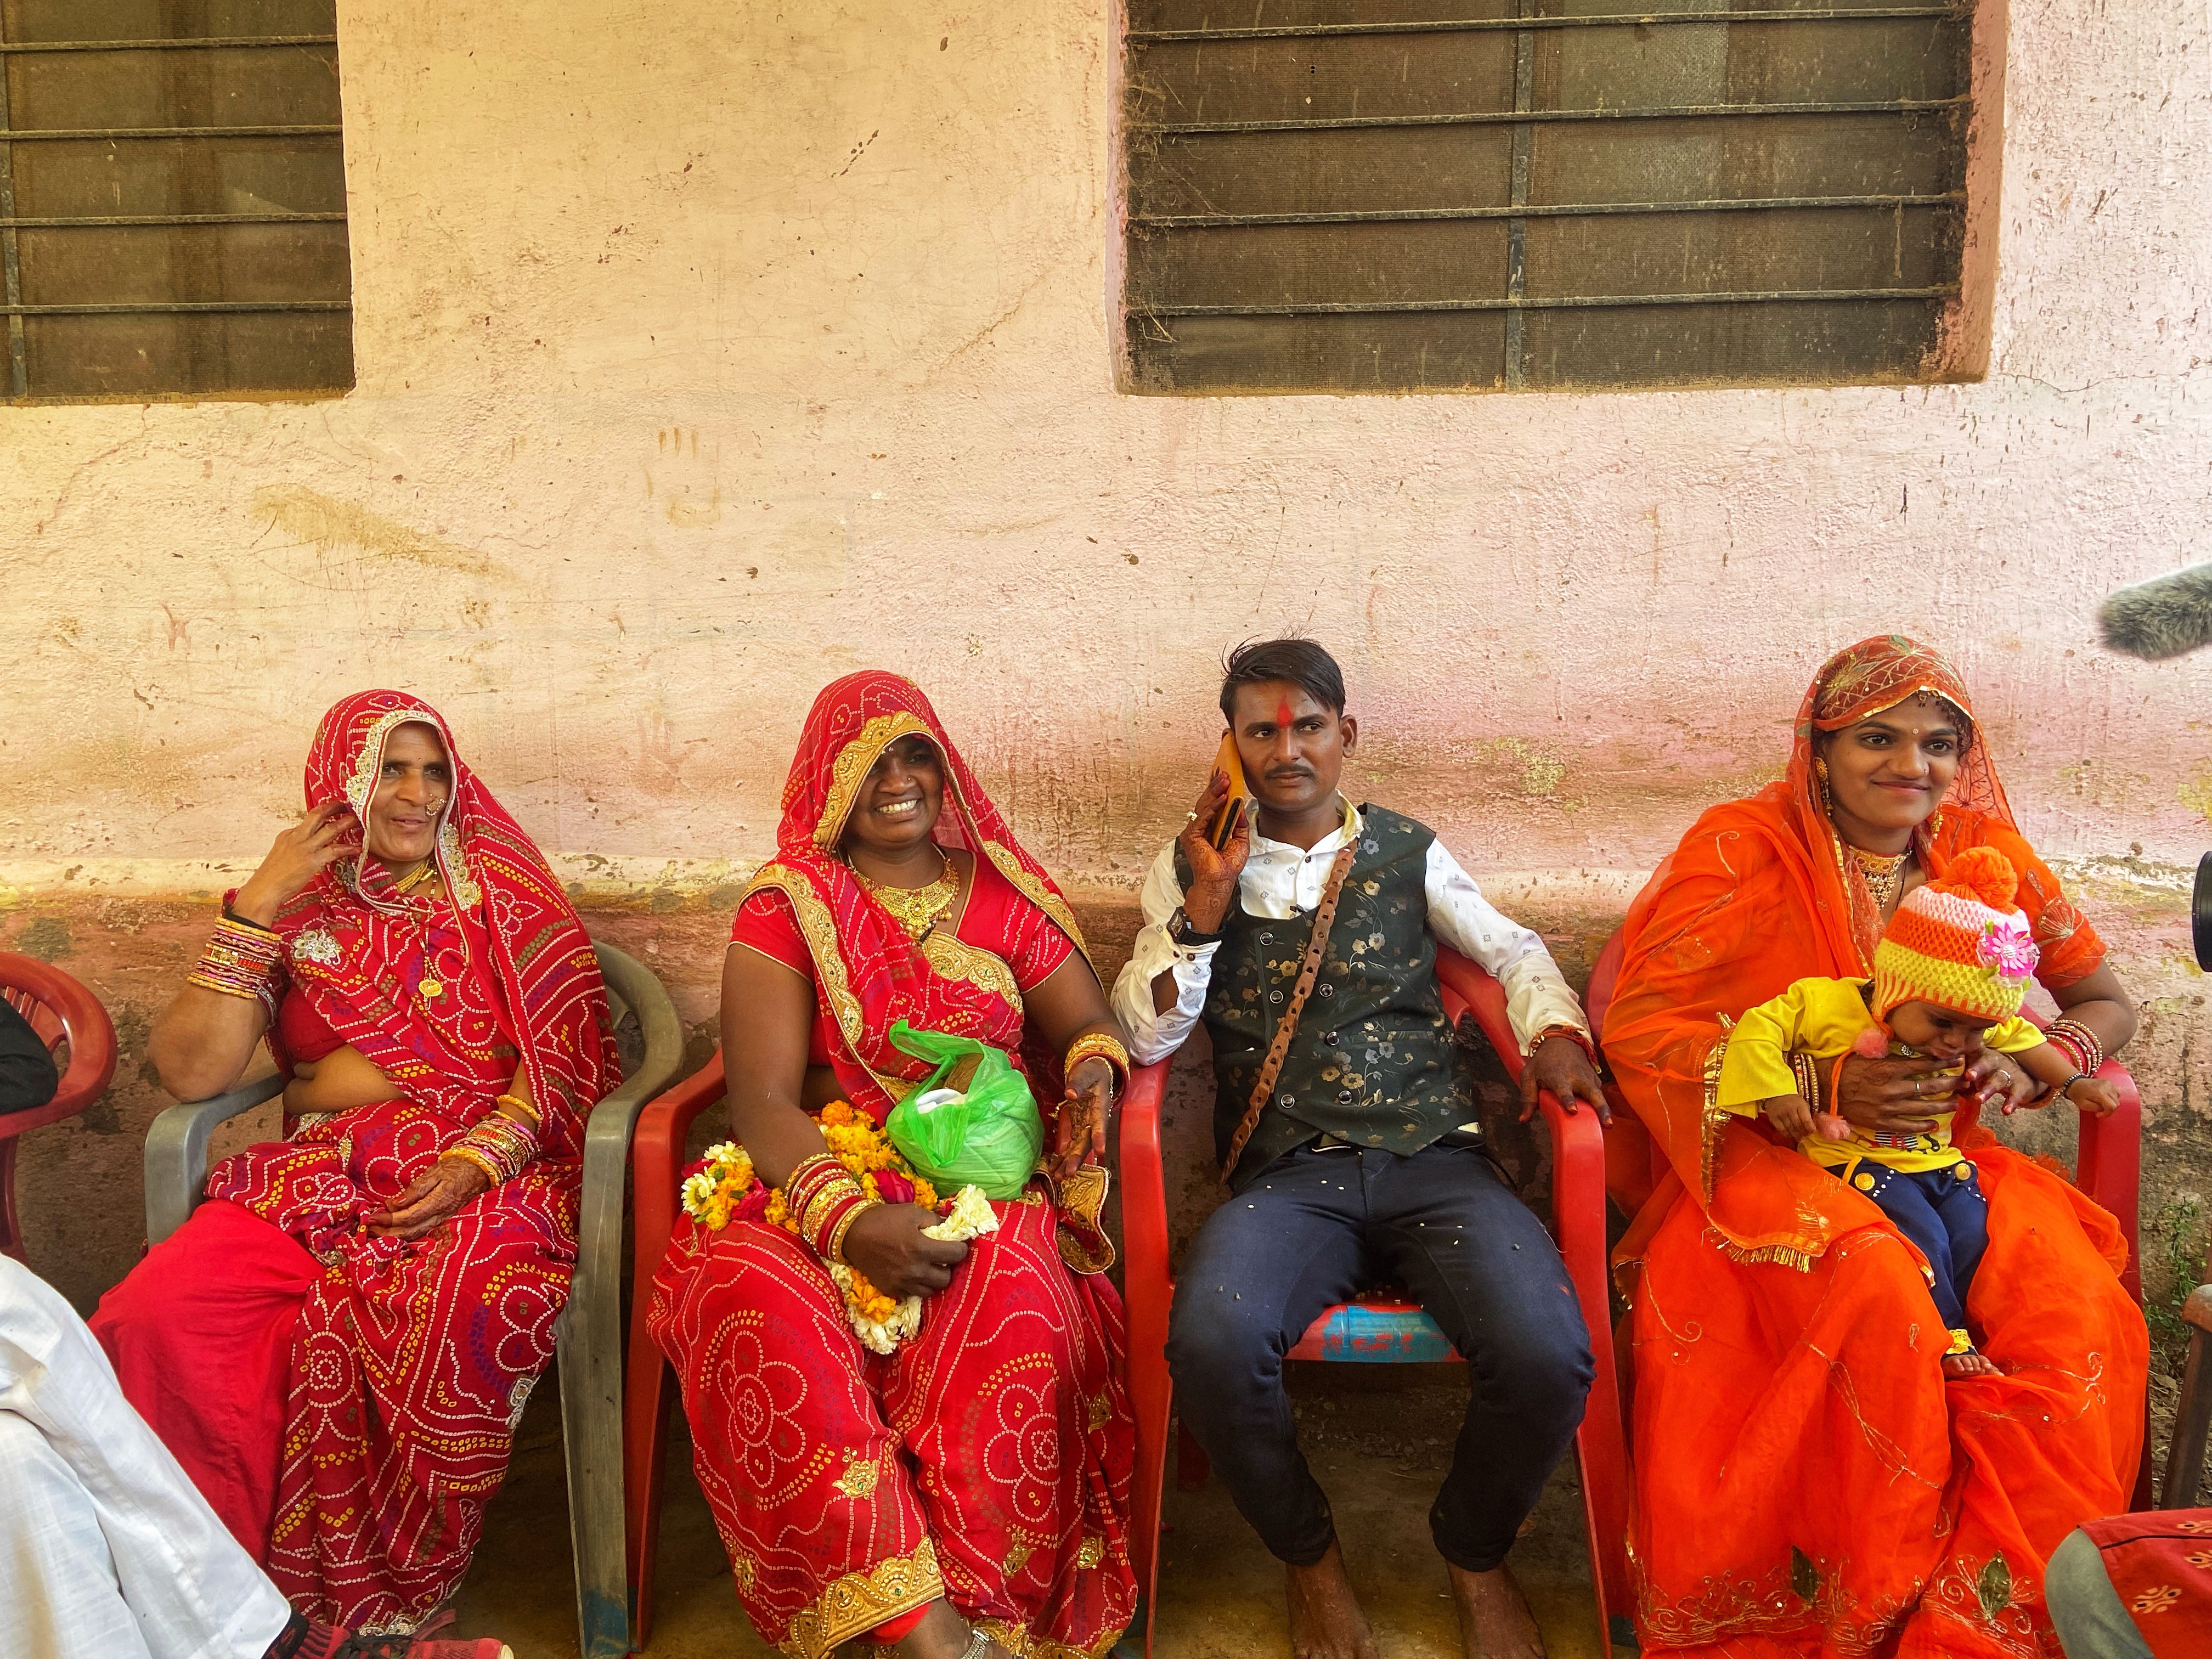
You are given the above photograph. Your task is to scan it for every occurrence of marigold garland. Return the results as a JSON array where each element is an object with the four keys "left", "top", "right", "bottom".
[{"left": 680, "top": 1100, "right": 994, "bottom": 1353}]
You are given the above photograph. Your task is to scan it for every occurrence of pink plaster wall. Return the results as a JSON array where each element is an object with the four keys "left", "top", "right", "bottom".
[{"left": 3, "top": 0, "right": 2211, "bottom": 1305}]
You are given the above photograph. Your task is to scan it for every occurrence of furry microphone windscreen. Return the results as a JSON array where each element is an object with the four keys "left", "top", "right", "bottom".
[{"left": 2098, "top": 562, "right": 2212, "bottom": 661}]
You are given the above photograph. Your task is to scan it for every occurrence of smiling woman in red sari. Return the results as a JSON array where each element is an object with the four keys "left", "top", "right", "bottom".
[
  {"left": 92, "top": 691, "right": 617, "bottom": 1640},
  {"left": 648, "top": 670, "right": 1136, "bottom": 1659},
  {"left": 1604, "top": 637, "right": 2147, "bottom": 1658}
]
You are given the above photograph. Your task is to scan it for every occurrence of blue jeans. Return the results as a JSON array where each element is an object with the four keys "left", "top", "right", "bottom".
[
  {"left": 2046, "top": 1528, "right": 2154, "bottom": 1658},
  {"left": 1836, "top": 1159, "right": 1990, "bottom": 1331},
  {"left": 1165, "top": 1137, "right": 1593, "bottom": 1572}
]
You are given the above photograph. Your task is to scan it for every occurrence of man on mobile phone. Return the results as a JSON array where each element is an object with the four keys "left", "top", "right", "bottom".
[{"left": 1110, "top": 637, "right": 1605, "bottom": 1659}]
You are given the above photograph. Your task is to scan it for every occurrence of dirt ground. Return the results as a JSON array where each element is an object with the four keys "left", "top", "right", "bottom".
[{"left": 450, "top": 1363, "right": 1629, "bottom": 1659}]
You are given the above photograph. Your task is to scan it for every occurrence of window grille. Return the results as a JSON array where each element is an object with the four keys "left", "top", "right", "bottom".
[
  {"left": 1120, "top": 2, "right": 1977, "bottom": 394},
  {"left": 0, "top": 1, "right": 350, "bottom": 402}
]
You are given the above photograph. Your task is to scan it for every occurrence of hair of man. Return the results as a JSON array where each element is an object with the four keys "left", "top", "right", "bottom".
[{"left": 1217, "top": 636, "right": 1346, "bottom": 726}]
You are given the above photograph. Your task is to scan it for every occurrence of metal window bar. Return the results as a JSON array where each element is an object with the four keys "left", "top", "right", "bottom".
[
  {"left": 1128, "top": 7, "right": 1959, "bottom": 42},
  {"left": 1503, "top": 0, "right": 1534, "bottom": 386},
  {"left": 0, "top": 19, "right": 349, "bottom": 399},
  {"left": 1132, "top": 192, "right": 1963, "bottom": 228},
  {"left": 0, "top": 37, "right": 338, "bottom": 53},
  {"left": 1136, "top": 287, "right": 1957, "bottom": 317},
  {"left": 0, "top": 212, "right": 346, "bottom": 227},
  {"left": 0, "top": 13, "right": 22, "bottom": 395},
  {"left": 0, "top": 125, "right": 341, "bottom": 140},
  {"left": 1135, "top": 97, "right": 1963, "bottom": 135},
  {"left": 0, "top": 300, "right": 350, "bottom": 315}
]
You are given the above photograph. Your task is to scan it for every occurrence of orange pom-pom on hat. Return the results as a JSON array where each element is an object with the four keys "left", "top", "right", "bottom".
[{"left": 1871, "top": 847, "right": 2040, "bottom": 1022}]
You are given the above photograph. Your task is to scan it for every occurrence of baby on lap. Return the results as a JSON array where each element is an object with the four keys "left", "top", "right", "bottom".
[{"left": 1718, "top": 847, "right": 2118, "bottom": 1377}]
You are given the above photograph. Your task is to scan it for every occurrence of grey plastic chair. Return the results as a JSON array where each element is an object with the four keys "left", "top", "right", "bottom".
[{"left": 142, "top": 941, "right": 684, "bottom": 1659}]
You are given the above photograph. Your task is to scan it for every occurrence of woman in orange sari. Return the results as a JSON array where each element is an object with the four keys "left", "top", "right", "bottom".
[{"left": 1604, "top": 636, "right": 2147, "bottom": 1658}]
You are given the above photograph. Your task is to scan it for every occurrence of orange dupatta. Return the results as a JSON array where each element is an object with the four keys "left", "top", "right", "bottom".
[{"left": 1606, "top": 635, "right": 2106, "bottom": 1274}]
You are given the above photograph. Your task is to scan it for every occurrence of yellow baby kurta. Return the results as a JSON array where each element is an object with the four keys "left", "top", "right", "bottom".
[{"left": 1717, "top": 976, "right": 2042, "bottom": 1173}]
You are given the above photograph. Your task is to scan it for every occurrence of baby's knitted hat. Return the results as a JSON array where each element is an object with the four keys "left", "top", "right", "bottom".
[{"left": 1871, "top": 847, "right": 2040, "bottom": 1023}]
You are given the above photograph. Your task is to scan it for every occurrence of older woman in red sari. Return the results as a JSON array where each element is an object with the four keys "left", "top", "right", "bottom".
[
  {"left": 1604, "top": 636, "right": 2148, "bottom": 1658},
  {"left": 648, "top": 671, "right": 1136, "bottom": 1659},
  {"left": 92, "top": 691, "right": 617, "bottom": 1641}
]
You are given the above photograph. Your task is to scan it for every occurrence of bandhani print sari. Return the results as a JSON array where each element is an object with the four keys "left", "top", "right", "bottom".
[
  {"left": 94, "top": 690, "right": 617, "bottom": 1634},
  {"left": 1604, "top": 637, "right": 2147, "bottom": 1657},
  {"left": 648, "top": 670, "right": 1135, "bottom": 1659}
]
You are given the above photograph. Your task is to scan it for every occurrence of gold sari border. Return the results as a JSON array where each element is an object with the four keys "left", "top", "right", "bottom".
[
  {"left": 977, "top": 1616, "right": 1130, "bottom": 1659},
  {"left": 980, "top": 839, "right": 1091, "bottom": 964},
  {"left": 739, "top": 867, "right": 911, "bottom": 1101},
  {"left": 814, "top": 711, "right": 932, "bottom": 850},
  {"left": 779, "top": 1538, "right": 944, "bottom": 1659},
  {"left": 1698, "top": 1017, "right": 1731, "bottom": 1205},
  {"left": 1702, "top": 1228, "right": 1819, "bottom": 1273}
]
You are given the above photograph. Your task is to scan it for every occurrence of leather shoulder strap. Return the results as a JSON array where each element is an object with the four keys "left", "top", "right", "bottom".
[{"left": 1220, "top": 840, "right": 1359, "bottom": 1183}]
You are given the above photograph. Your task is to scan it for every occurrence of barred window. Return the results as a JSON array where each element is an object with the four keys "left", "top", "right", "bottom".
[
  {"left": 1120, "top": 3, "right": 1979, "bottom": 394},
  {"left": 0, "top": 1, "right": 350, "bottom": 403}
]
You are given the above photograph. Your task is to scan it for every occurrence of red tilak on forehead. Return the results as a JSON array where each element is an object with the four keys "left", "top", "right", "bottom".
[{"left": 1275, "top": 698, "right": 1294, "bottom": 728}]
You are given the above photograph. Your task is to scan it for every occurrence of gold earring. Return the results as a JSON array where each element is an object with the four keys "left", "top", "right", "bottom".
[{"left": 1813, "top": 757, "right": 1830, "bottom": 782}]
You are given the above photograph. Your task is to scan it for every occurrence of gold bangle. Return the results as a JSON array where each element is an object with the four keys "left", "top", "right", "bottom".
[
  {"left": 826, "top": 1197, "right": 879, "bottom": 1266},
  {"left": 186, "top": 970, "right": 266, "bottom": 1001},
  {"left": 496, "top": 1091, "right": 540, "bottom": 1124},
  {"left": 1064, "top": 1031, "right": 1131, "bottom": 1092},
  {"left": 799, "top": 1173, "right": 865, "bottom": 1245},
  {"left": 445, "top": 1146, "right": 505, "bottom": 1189}
]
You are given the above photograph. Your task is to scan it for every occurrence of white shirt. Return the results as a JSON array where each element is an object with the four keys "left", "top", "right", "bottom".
[
  {"left": 1110, "top": 801, "right": 1590, "bottom": 1067},
  {"left": 0, "top": 1255, "right": 291, "bottom": 1659}
]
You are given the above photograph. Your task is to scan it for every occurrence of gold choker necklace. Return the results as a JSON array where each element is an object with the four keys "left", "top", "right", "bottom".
[
  {"left": 1843, "top": 842, "right": 1909, "bottom": 910},
  {"left": 854, "top": 849, "right": 958, "bottom": 942},
  {"left": 393, "top": 859, "right": 438, "bottom": 895}
]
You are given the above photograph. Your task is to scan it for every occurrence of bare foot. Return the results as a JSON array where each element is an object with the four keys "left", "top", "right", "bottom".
[
  {"left": 896, "top": 1600, "right": 1017, "bottom": 1659},
  {"left": 1448, "top": 1561, "right": 1545, "bottom": 1659},
  {"left": 1943, "top": 1349, "right": 2001, "bottom": 1378},
  {"left": 1286, "top": 1541, "right": 1379, "bottom": 1659}
]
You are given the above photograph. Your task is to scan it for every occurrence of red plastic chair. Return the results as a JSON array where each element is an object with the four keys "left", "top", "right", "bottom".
[
  {"left": 622, "top": 1051, "right": 731, "bottom": 1654},
  {"left": 0, "top": 952, "right": 119, "bottom": 1263},
  {"left": 1120, "top": 947, "right": 1633, "bottom": 1657}
]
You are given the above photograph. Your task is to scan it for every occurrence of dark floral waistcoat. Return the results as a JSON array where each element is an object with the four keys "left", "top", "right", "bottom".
[{"left": 1177, "top": 804, "right": 1473, "bottom": 1192}]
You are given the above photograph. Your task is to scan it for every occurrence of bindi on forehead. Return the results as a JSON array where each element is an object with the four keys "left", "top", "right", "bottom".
[{"left": 1275, "top": 698, "right": 1294, "bottom": 729}]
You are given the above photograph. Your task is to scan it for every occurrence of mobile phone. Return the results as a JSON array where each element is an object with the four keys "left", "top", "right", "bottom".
[{"left": 1206, "top": 733, "right": 1254, "bottom": 850}]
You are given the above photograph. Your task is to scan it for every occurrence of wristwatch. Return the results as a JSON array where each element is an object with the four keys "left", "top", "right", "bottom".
[{"left": 1166, "top": 905, "right": 1223, "bottom": 948}]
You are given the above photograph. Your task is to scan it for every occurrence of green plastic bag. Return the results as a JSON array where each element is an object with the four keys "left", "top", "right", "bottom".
[{"left": 884, "top": 1020, "right": 1043, "bottom": 1200}]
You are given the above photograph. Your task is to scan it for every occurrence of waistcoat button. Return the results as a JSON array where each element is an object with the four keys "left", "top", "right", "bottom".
[
  {"left": 1323, "top": 1032, "right": 1338, "bottom": 1046},
  {"left": 1318, "top": 984, "right": 1334, "bottom": 997},
  {"left": 1336, "top": 1090, "right": 1351, "bottom": 1104}
]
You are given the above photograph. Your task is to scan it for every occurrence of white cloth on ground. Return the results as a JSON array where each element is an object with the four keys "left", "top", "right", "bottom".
[
  {"left": 1111, "top": 799, "right": 1590, "bottom": 1066},
  {"left": 0, "top": 1254, "right": 291, "bottom": 1659}
]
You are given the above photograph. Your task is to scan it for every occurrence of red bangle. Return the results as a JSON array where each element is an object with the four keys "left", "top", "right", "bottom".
[{"left": 1531, "top": 1025, "right": 1597, "bottom": 1064}]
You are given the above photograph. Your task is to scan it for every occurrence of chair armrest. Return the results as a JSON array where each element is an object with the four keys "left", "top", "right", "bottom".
[
  {"left": 629, "top": 1054, "right": 731, "bottom": 1292},
  {"left": 2185, "top": 1285, "right": 2212, "bottom": 1335},
  {"left": 1120, "top": 1059, "right": 1173, "bottom": 1299},
  {"left": 567, "top": 944, "right": 687, "bottom": 1361},
  {"left": 576, "top": 943, "right": 689, "bottom": 1270},
  {"left": 1530, "top": 1082, "right": 1635, "bottom": 1613},
  {"left": 1435, "top": 950, "right": 1526, "bottom": 1084},
  {"left": 144, "top": 1074, "right": 285, "bottom": 1246},
  {"left": 2075, "top": 1059, "right": 2143, "bottom": 1305},
  {"left": 0, "top": 952, "right": 120, "bottom": 1138}
]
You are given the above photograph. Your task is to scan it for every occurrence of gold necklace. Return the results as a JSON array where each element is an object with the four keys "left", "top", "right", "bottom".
[
  {"left": 854, "top": 849, "right": 958, "bottom": 942},
  {"left": 1843, "top": 842, "right": 1909, "bottom": 911},
  {"left": 393, "top": 858, "right": 439, "bottom": 895}
]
